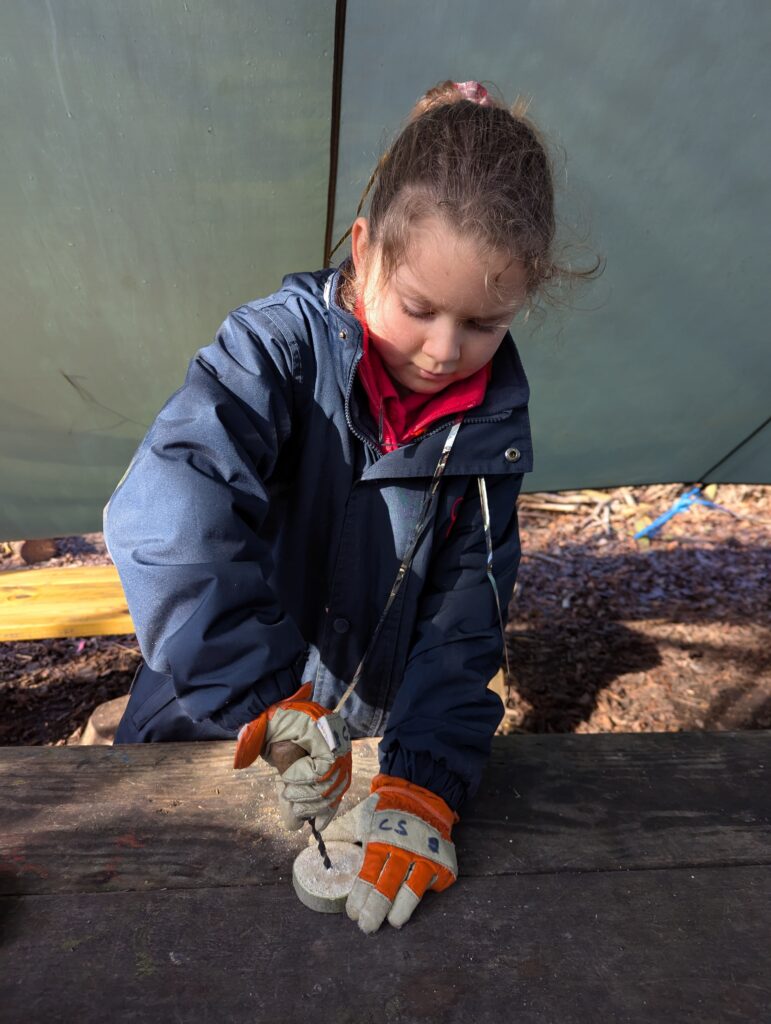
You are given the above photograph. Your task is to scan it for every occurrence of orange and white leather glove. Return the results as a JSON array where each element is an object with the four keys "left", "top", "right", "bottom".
[
  {"left": 233, "top": 683, "right": 352, "bottom": 831},
  {"left": 321, "top": 773, "right": 458, "bottom": 933}
]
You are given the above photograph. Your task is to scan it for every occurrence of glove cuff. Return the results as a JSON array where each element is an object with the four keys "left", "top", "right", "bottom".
[
  {"left": 233, "top": 683, "right": 315, "bottom": 769},
  {"left": 370, "top": 773, "right": 458, "bottom": 838},
  {"left": 268, "top": 682, "right": 328, "bottom": 722}
]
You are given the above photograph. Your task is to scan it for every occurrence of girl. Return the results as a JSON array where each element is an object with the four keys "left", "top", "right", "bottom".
[{"left": 104, "top": 81, "right": 586, "bottom": 934}]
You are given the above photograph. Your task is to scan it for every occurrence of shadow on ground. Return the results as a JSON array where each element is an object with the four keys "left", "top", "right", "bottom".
[{"left": 504, "top": 540, "right": 771, "bottom": 733}]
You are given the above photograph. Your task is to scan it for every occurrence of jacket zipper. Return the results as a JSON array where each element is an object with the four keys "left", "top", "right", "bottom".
[
  {"left": 342, "top": 329, "right": 517, "bottom": 455},
  {"left": 343, "top": 348, "right": 383, "bottom": 458}
]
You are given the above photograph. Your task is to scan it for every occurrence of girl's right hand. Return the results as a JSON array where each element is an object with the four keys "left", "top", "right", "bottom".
[{"left": 233, "top": 684, "right": 352, "bottom": 831}]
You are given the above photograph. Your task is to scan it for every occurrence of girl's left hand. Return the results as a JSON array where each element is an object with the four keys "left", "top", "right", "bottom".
[{"left": 320, "top": 773, "right": 458, "bottom": 933}]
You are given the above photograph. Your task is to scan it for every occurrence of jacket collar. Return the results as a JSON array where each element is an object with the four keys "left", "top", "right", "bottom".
[{"left": 306, "top": 264, "right": 533, "bottom": 478}]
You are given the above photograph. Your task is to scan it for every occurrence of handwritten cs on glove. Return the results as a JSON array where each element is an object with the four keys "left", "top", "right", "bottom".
[
  {"left": 233, "top": 683, "right": 352, "bottom": 831},
  {"left": 322, "top": 773, "right": 458, "bottom": 933}
]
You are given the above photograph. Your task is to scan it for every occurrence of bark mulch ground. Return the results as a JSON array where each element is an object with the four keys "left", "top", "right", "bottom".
[{"left": 1, "top": 483, "right": 769, "bottom": 746}]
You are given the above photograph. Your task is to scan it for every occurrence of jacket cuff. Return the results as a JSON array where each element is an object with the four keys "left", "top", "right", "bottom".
[
  {"left": 377, "top": 743, "right": 467, "bottom": 812},
  {"left": 207, "top": 653, "right": 305, "bottom": 732}
]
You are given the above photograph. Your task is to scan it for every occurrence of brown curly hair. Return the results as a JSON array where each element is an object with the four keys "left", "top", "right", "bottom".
[{"left": 332, "top": 81, "right": 601, "bottom": 317}]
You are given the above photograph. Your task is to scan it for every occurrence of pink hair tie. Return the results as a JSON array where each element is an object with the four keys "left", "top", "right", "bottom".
[{"left": 453, "top": 81, "right": 491, "bottom": 106}]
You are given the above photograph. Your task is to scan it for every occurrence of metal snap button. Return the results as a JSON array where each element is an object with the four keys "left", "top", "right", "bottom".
[
  {"left": 333, "top": 617, "right": 350, "bottom": 634},
  {"left": 504, "top": 447, "right": 521, "bottom": 463},
  {"left": 338, "top": 329, "right": 347, "bottom": 340}
]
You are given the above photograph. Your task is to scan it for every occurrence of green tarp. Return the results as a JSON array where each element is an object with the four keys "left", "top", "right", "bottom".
[{"left": 2, "top": 1, "right": 769, "bottom": 538}]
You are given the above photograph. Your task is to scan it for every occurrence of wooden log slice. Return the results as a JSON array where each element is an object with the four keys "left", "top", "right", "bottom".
[{"left": 292, "top": 841, "right": 364, "bottom": 914}]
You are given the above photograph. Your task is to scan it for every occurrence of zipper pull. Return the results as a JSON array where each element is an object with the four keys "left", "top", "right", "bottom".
[{"left": 378, "top": 402, "right": 384, "bottom": 446}]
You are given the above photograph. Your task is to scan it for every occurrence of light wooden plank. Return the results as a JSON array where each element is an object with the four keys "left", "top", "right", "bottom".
[{"left": 0, "top": 565, "right": 133, "bottom": 640}]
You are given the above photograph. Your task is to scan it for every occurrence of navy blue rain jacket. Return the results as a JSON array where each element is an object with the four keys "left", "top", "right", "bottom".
[{"left": 103, "top": 265, "right": 533, "bottom": 809}]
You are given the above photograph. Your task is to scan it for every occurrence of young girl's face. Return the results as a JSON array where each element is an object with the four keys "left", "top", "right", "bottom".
[{"left": 351, "top": 216, "right": 528, "bottom": 395}]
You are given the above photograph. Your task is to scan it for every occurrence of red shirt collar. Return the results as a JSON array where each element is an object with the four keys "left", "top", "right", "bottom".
[{"left": 353, "top": 297, "right": 491, "bottom": 453}]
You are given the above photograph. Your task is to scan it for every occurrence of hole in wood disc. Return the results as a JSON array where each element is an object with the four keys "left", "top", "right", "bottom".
[{"left": 292, "top": 841, "right": 364, "bottom": 914}]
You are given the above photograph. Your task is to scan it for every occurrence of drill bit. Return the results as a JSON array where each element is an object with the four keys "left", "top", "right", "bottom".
[{"left": 308, "top": 817, "right": 333, "bottom": 871}]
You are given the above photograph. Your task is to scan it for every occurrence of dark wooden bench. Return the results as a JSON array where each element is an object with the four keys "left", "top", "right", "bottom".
[{"left": 1, "top": 732, "right": 768, "bottom": 1021}]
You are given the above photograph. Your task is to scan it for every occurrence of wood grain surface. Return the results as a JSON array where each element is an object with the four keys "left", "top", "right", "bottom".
[{"left": 1, "top": 733, "right": 769, "bottom": 1022}]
